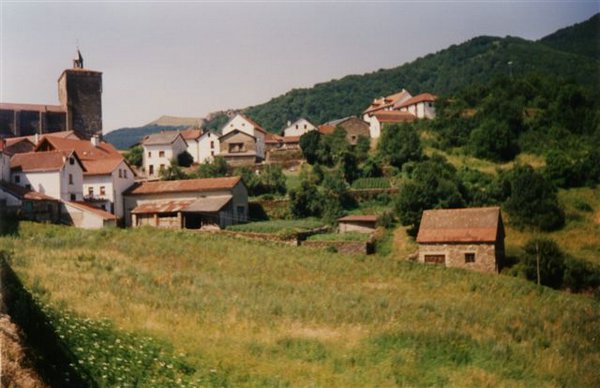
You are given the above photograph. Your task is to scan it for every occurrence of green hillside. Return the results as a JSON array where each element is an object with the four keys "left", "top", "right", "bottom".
[
  {"left": 104, "top": 124, "right": 188, "bottom": 150},
  {"left": 242, "top": 34, "right": 598, "bottom": 132},
  {"left": 2, "top": 222, "right": 599, "bottom": 386},
  {"left": 540, "top": 13, "right": 600, "bottom": 60}
]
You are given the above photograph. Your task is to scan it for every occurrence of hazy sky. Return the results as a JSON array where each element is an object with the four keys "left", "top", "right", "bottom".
[{"left": 1, "top": 1, "right": 597, "bottom": 133}]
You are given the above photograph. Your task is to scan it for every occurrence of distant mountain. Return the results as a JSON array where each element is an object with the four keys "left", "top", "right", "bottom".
[
  {"left": 540, "top": 13, "right": 600, "bottom": 60},
  {"left": 241, "top": 29, "right": 599, "bottom": 131},
  {"left": 104, "top": 124, "right": 189, "bottom": 150},
  {"left": 147, "top": 115, "right": 204, "bottom": 127}
]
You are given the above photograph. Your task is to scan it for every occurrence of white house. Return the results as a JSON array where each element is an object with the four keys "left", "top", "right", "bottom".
[
  {"left": 368, "top": 110, "right": 417, "bottom": 139},
  {"left": 398, "top": 93, "right": 437, "bottom": 119},
  {"left": 141, "top": 132, "right": 188, "bottom": 177},
  {"left": 34, "top": 136, "right": 136, "bottom": 219},
  {"left": 362, "top": 89, "right": 413, "bottom": 122},
  {"left": 220, "top": 114, "right": 266, "bottom": 160},
  {"left": 282, "top": 118, "right": 317, "bottom": 137},
  {"left": 10, "top": 150, "right": 84, "bottom": 202}
]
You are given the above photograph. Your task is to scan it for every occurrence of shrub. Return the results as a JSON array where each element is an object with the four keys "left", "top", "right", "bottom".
[
  {"left": 522, "top": 238, "right": 565, "bottom": 288},
  {"left": 124, "top": 145, "right": 143, "bottom": 167},
  {"left": 177, "top": 150, "right": 194, "bottom": 167},
  {"left": 378, "top": 123, "right": 423, "bottom": 168}
]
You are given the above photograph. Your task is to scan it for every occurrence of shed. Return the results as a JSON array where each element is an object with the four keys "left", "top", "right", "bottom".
[
  {"left": 61, "top": 200, "right": 117, "bottom": 229},
  {"left": 338, "top": 215, "right": 378, "bottom": 233},
  {"left": 416, "top": 207, "right": 505, "bottom": 273}
]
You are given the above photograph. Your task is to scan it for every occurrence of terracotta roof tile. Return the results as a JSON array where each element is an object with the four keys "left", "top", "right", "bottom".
[
  {"left": 398, "top": 93, "right": 437, "bottom": 108},
  {"left": 373, "top": 111, "right": 417, "bottom": 123},
  {"left": 125, "top": 176, "right": 241, "bottom": 195},
  {"left": 10, "top": 151, "right": 72, "bottom": 172},
  {"left": 141, "top": 132, "right": 185, "bottom": 146},
  {"left": 180, "top": 128, "right": 202, "bottom": 140},
  {"left": 416, "top": 207, "right": 503, "bottom": 243},
  {"left": 131, "top": 200, "right": 195, "bottom": 214},
  {"left": 364, "top": 90, "right": 412, "bottom": 115}
]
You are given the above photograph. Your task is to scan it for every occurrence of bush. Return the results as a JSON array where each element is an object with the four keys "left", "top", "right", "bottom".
[
  {"left": 195, "top": 156, "right": 229, "bottom": 178},
  {"left": 378, "top": 123, "right": 423, "bottom": 168},
  {"left": 124, "top": 145, "right": 143, "bottom": 168},
  {"left": 522, "top": 238, "right": 565, "bottom": 288},
  {"left": 177, "top": 151, "right": 194, "bottom": 167}
]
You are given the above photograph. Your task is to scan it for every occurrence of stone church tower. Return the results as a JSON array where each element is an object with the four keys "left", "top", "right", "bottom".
[{"left": 57, "top": 50, "right": 103, "bottom": 139}]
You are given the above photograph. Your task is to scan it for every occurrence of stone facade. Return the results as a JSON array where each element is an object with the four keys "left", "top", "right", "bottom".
[
  {"left": 418, "top": 242, "right": 500, "bottom": 273},
  {"left": 58, "top": 69, "right": 103, "bottom": 140},
  {"left": 338, "top": 118, "right": 370, "bottom": 145}
]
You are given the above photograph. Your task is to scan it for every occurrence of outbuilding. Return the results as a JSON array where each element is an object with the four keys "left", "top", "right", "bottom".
[
  {"left": 416, "top": 207, "right": 505, "bottom": 273},
  {"left": 338, "top": 215, "right": 378, "bottom": 233}
]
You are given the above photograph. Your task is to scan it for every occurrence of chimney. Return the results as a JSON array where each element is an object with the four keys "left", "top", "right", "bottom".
[
  {"left": 287, "top": 120, "right": 291, "bottom": 127},
  {"left": 91, "top": 135, "right": 99, "bottom": 147},
  {"left": 34, "top": 133, "right": 40, "bottom": 145}
]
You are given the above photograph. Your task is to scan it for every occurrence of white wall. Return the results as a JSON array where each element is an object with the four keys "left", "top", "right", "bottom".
[
  {"left": 222, "top": 115, "right": 265, "bottom": 160},
  {"left": 283, "top": 119, "right": 316, "bottom": 137},
  {"left": 143, "top": 136, "right": 188, "bottom": 177},
  {"left": 186, "top": 139, "right": 200, "bottom": 163},
  {"left": 12, "top": 163, "right": 82, "bottom": 202},
  {"left": 60, "top": 157, "right": 84, "bottom": 201},
  {"left": 368, "top": 116, "right": 382, "bottom": 139},
  {"left": 61, "top": 202, "right": 115, "bottom": 229},
  {"left": 83, "top": 160, "right": 135, "bottom": 218},
  {"left": 198, "top": 132, "right": 219, "bottom": 163}
]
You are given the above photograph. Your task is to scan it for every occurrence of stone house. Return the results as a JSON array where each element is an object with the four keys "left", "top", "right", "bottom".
[
  {"left": 219, "top": 114, "right": 267, "bottom": 163},
  {"left": 318, "top": 117, "right": 370, "bottom": 145},
  {"left": 416, "top": 207, "right": 505, "bottom": 273},
  {"left": 141, "top": 132, "right": 188, "bottom": 177},
  {"left": 123, "top": 176, "right": 248, "bottom": 229},
  {"left": 281, "top": 118, "right": 317, "bottom": 137},
  {"left": 338, "top": 215, "right": 378, "bottom": 233}
]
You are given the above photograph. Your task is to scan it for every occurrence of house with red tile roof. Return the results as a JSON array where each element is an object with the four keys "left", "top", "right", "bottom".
[
  {"left": 281, "top": 118, "right": 317, "bottom": 137},
  {"left": 416, "top": 207, "right": 505, "bottom": 273},
  {"left": 123, "top": 176, "right": 247, "bottom": 229},
  {"left": 10, "top": 150, "right": 85, "bottom": 202},
  {"left": 219, "top": 114, "right": 267, "bottom": 163},
  {"left": 398, "top": 93, "right": 437, "bottom": 119},
  {"left": 362, "top": 89, "right": 413, "bottom": 121},
  {"left": 368, "top": 111, "right": 417, "bottom": 138},
  {"left": 34, "top": 135, "right": 135, "bottom": 219}
]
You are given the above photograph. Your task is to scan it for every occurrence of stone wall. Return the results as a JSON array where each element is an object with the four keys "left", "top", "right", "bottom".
[
  {"left": 58, "top": 70, "right": 103, "bottom": 140},
  {"left": 418, "top": 242, "right": 498, "bottom": 273}
]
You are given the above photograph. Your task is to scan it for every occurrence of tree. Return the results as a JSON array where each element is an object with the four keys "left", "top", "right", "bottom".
[
  {"left": 339, "top": 151, "right": 360, "bottom": 183},
  {"left": 160, "top": 163, "right": 188, "bottom": 181},
  {"left": 124, "top": 145, "right": 143, "bottom": 168},
  {"left": 177, "top": 150, "right": 194, "bottom": 167},
  {"left": 504, "top": 165, "right": 565, "bottom": 231},
  {"left": 354, "top": 135, "right": 371, "bottom": 162},
  {"left": 195, "top": 156, "right": 229, "bottom": 178},
  {"left": 299, "top": 131, "right": 322, "bottom": 165},
  {"left": 378, "top": 124, "right": 423, "bottom": 168},
  {"left": 289, "top": 178, "right": 323, "bottom": 218},
  {"left": 320, "top": 169, "right": 354, "bottom": 224},
  {"left": 469, "top": 120, "right": 519, "bottom": 161},
  {"left": 522, "top": 238, "right": 565, "bottom": 288},
  {"left": 394, "top": 157, "right": 466, "bottom": 236}
]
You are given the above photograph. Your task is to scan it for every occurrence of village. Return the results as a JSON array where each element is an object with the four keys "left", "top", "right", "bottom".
[{"left": 0, "top": 52, "right": 505, "bottom": 275}]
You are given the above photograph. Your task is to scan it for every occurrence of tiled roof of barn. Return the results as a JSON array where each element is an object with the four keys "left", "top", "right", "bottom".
[
  {"left": 416, "top": 207, "right": 503, "bottom": 244},
  {"left": 125, "top": 176, "right": 241, "bottom": 195}
]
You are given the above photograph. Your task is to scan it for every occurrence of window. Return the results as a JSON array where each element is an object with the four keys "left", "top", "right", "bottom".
[
  {"left": 210, "top": 141, "right": 214, "bottom": 149},
  {"left": 159, "top": 151, "right": 165, "bottom": 157},
  {"left": 88, "top": 187, "right": 94, "bottom": 196},
  {"left": 69, "top": 157, "right": 75, "bottom": 165},
  {"left": 148, "top": 151, "right": 152, "bottom": 158},
  {"left": 14, "top": 175, "right": 20, "bottom": 184},
  {"left": 68, "top": 174, "right": 73, "bottom": 185},
  {"left": 124, "top": 170, "right": 128, "bottom": 178},
  {"left": 295, "top": 124, "right": 298, "bottom": 129},
  {"left": 304, "top": 124, "right": 307, "bottom": 129},
  {"left": 100, "top": 186, "right": 106, "bottom": 196},
  {"left": 229, "top": 143, "right": 244, "bottom": 153},
  {"left": 149, "top": 165, "right": 154, "bottom": 175},
  {"left": 424, "top": 254, "right": 445, "bottom": 264},
  {"left": 160, "top": 164, "right": 165, "bottom": 171},
  {"left": 211, "top": 151, "right": 214, "bottom": 156},
  {"left": 25, "top": 184, "right": 31, "bottom": 190},
  {"left": 465, "top": 253, "right": 476, "bottom": 263},
  {"left": 118, "top": 169, "right": 122, "bottom": 178},
  {"left": 70, "top": 194, "right": 76, "bottom": 201}
]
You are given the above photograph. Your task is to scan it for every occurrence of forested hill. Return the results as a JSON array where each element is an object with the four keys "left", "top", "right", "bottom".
[
  {"left": 540, "top": 13, "right": 600, "bottom": 60},
  {"left": 237, "top": 14, "right": 599, "bottom": 132}
]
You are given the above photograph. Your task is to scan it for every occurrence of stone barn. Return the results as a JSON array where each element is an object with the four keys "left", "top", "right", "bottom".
[
  {"left": 416, "top": 207, "right": 505, "bottom": 273},
  {"left": 338, "top": 215, "right": 378, "bottom": 233}
]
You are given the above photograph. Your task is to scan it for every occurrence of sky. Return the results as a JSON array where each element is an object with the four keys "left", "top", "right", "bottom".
[{"left": 0, "top": 1, "right": 598, "bottom": 133}]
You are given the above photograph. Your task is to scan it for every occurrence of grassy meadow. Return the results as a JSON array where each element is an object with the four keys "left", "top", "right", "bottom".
[{"left": 1, "top": 222, "right": 599, "bottom": 386}]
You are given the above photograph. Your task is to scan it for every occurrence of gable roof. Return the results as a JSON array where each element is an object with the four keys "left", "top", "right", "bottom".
[
  {"left": 416, "top": 207, "right": 503, "bottom": 244},
  {"left": 125, "top": 176, "right": 242, "bottom": 196},
  {"left": 219, "top": 129, "right": 256, "bottom": 141},
  {"left": 180, "top": 128, "right": 202, "bottom": 140},
  {"left": 398, "top": 93, "right": 437, "bottom": 108},
  {"left": 222, "top": 114, "right": 268, "bottom": 135},
  {"left": 363, "top": 89, "right": 412, "bottom": 115},
  {"left": 283, "top": 118, "right": 315, "bottom": 130},
  {"left": 141, "top": 131, "right": 186, "bottom": 146},
  {"left": 373, "top": 110, "right": 417, "bottom": 123},
  {"left": 10, "top": 150, "right": 82, "bottom": 173}
]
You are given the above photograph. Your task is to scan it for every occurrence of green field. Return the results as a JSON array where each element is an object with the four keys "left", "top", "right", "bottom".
[
  {"left": 226, "top": 218, "right": 324, "bottom": 234},
  {"left": 2, "top": 222, "right": 599, "bottom": 386}
]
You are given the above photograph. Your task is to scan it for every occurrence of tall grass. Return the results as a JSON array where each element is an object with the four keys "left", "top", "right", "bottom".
[{"left": 2, "top": 222, "right": 599, "bottom": 386}]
